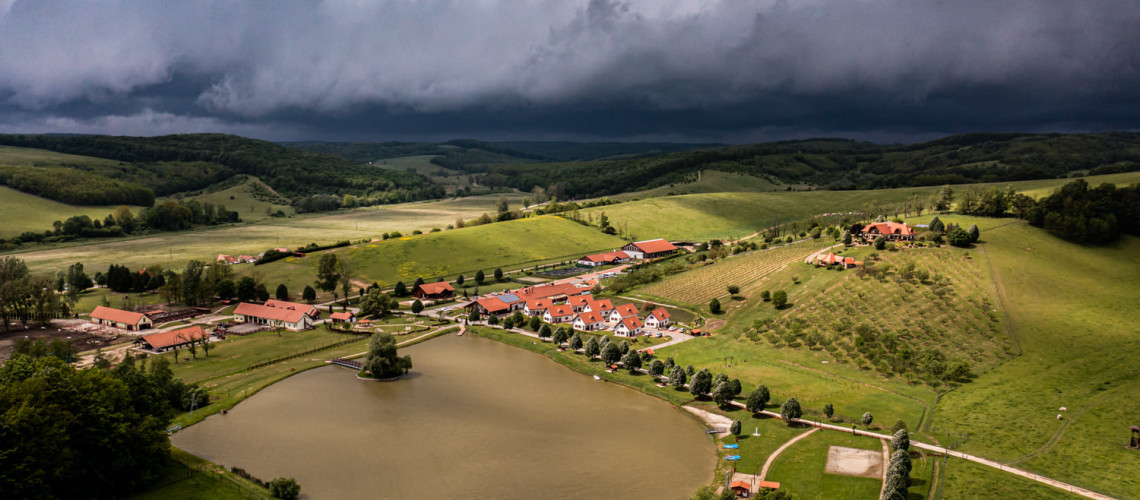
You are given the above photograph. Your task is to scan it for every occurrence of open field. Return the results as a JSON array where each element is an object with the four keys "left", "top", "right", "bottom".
[
  {"left": 6, "top": 192, "right": 531, "bottom": 274},
  {"left": 764, "top": 429, "right": 884, "bottom": 499},
  {"left": 375, "top": 154, "right": 453, "bottom": 174},
  {"left": 922, "top": 218, "right": 1140, "bottom": 498},
  {"left": 0, "top": 144, "right": 124, "bottom": 168},
  {"left": 609, "top": 170, "right": 788, "bottom": 200},
  {"left": 165, "top": 177, "right": 294, "bottom": 223},
  {"left": 71, "top": 287, "right": 169, "bottom": 315},
  {"left": 635, "top": 240, "right": 828, "bottom": 307},
  {"left": 580, "top": 171, "right": 1140, "bottom": 242},
  {"left": 259, "top": 215, "right": 626, "bottom": 287},
  {"left": 0, "top": 186, "right": 140, "bottom": 238},
  {"left": 128, "top": 449, "right": 264, "bottom": 500}
]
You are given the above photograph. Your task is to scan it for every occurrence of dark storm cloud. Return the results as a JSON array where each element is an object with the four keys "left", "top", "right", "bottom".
[{"left": 0, "top": 0, "right": 1138, "bottom": 142}]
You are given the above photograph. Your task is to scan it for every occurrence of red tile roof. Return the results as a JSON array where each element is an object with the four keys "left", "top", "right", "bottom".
[
  {"left": 757, "top": 481, "right": 781, "bottom": 489},
  {"left": 234, "top": 302, "right": 309, "bottom": 323},
  {"left": 416, "top": 282, "right": 455, "bottom": 295},
  {"left": 329, "top": 312, "right": 354, "bottom": 320},
  {"left": 91, "top": 306, "right": 148, "bottom": 326},
  {"left": 546, "top": 304, "right": 575, "bottom": 317},
  {"left": 141, "top": 326, "right": 207, "bottom": 349},
  {"left": 474, "top": 297, "right": 510, "bottom": 313},
  {"left": 263, "top": 299, "right": 318, "bottom": 316},
  {"left": 630, "top": 239, "right": 678, "bottom": 254},
  {"left": 568, "top": 295, "right": 593, "bottom": 307},
  {"left": 580, "top": 250, "right": 630, "bottom": 263},
  {"left": 818, "top": 252, "right": 844, "bottom": 265},
  {"left": 515, "top": 283, "right": 587, "bottom": 300},
  {"left": 575, "top": 311, "right": 606, "bottom": 324},
  {"left": 729, "top": 481, "right": 751, "bottom": 490},
  {"left": 619, "top": 316, "right": 643, "bottom": 330},
  {"left": 613, "top": 303, "right": 639, "bottom": 318},
  {"left": 526, "top": 299, "right": 552, "bottom": 311},
  {"left": 861, "top": 222, "right": 913, "bottom": 236},
  {"left": 648, "top": 307, "right": 670, "bottom": 320},
  {"left": 587, "top": 299, "right": 614, "bottom": 312}
]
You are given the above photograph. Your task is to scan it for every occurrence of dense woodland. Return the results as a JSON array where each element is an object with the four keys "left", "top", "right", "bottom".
[
  {"left": 1024, "top": 179, "right": 1140, "bottom": 244},
  {"left": 482, "top": 133, "right": 1140, "bottom": 199},
  {"left": 0, "top": 133, "right": 442, "bottom": 207}
]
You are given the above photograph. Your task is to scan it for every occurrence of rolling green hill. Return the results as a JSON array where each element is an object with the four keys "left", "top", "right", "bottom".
[{"left": 0, "top": 186, "right": 139, "bottom": 238}]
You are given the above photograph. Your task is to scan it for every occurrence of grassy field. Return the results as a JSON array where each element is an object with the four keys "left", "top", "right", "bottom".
[
  {"left": 259, "top": 215, "right": 626, "bottom": 287},
  {"left": 0, "top": 186, "right": 140, "bottom": 238},
  {"left": 6, "top": 192, "right": 531, "bottom": 275},
  {"left": 375, "top": 154, "right": 453, "bottom": 175},
  {"left": 580, "top": 172, "right": 1140, "bottom": 242},
  {"left": 71, "top": 287, "right": 169, "bottom": 315},
  {"left": 764, "top": 429, "right": 884, "bottom": 499},
  {"left": 129, "top": 449, "right": 267, "bottom": 500},
  {"left": 165, "top": 177, "right": 294, "bottom": 223},
  {"left": 937, "top": 457, "right": 1075, "bottom": 499},
  {"left": 0, "top": 144, "right": 124, "bottom": 168},
  {"left": 634, "top": 240, "right": 829, "bottom": 307},
  {"left": 610, "top": 170, "right": 788, "bottom": 200},
  {"left": 921, "top": 218, "right": 1140, "bottom": 498}
]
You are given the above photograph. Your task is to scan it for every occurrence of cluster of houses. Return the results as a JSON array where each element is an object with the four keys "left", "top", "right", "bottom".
[
  {"left": 860, "top": 222, "right": 915, "bottom": 241},
  {"left": 465, "top": 282, "right": 671, "bottom": 337}
]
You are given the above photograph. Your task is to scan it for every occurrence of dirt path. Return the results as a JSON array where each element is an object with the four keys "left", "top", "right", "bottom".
[
  {"left": 879, "top": 439, "right": 891, "bottom": 498},
  {"left": 759, "top": 427, "right": 818, "bottom": 480}
]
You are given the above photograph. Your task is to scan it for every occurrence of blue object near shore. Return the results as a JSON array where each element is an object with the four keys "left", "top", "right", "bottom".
[
  {"left": 726, "top": 455, "right": 741, "bottom": 461},
  {"left": 723, "top": 444, "right": 739, "bottom": 449}
]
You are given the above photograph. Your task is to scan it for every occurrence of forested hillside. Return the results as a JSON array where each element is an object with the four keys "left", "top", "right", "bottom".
[
  {"left": 0, "top": 134, "right": 442, "bottom": 205},
  {"left": 482, "top": 133, "right": 1140, "bottom": 199}
]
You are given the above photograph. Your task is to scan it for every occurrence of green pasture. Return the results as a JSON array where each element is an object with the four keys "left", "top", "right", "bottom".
[
  {"left": 375, "top": 154, "right": 454, "bottom": 175},
  {"left": 938, "top": 457, "right": 1074, "bottom": 499},
  {"left": 71, "top": 287, "right": 169, "bottom": 315},
  {"left": 128, "top": 449, "right": 264, "bottom": 500},
  {"left": 923, "top": 218, "right": 1140, "bottom": 498},
  {"left": 165, "top": 177, "right": 294, "bottom": 223},
  {"left": 610, "top": 170, "right": 788, "bottom": 200},
  {"left": 0, "top": 186, "right": 138, "bottom": 238},
  {"left": 764, "top": 430, "right": 884, "bottom": 500},
  {"left": 262, "top": 215, "right": 625, "bottom": 288},
  {"left": 0, "top": 144, "right": 124, "bottom": 168}
]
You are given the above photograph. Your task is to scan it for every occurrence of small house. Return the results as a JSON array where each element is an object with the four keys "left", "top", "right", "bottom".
[
  {"left": 216, "top": 254, "right": 237, "bottom": 265},
  {"left": 329, "top": 311, "right": 356, "bottom": 323},
  {"left": 497, "top": 293, "right": 525, "bottom": 311},
  {"left": 861, "top": 222, "right": 915, "bottom": 241},
  {"left": 585, "top": 298, "right": 614, "bottom": 315},
  {"left": 470, "top": 296, "right": 510, "bottom": 317},
  {"left": 573, "top": 311, "right": 607, "bottom": 331},
  {"left": 644, "top": 307, "right": 671, "bottom": 328},
  {"left": 91, "top": 306, "right": 153, "bottom": 331},
  {"left": 413, "top": 282, "right": 455, "bottom": 300},
  {"left": 567, "top": 294, "right": 592, "bottom": 313},
  {"left": 614, "top": 316, "right": 644, "bottom": 337},
  {"left": 524, "top": 299, "right": 552, "bottom": 316},
  {"left": 577, "top": 250, "right": 630, "bottom": 267},
  {"left": 608, "top": 303, "right": 639, "bottom": 323},
  {"left": 621, "top": 239, "right": 678, "bottom": 260},
  {"left": 543, "top": 304, "right": 576, "bottom": 324}
]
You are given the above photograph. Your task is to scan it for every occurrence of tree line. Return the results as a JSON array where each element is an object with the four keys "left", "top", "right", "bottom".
[{"left": 0, "top": 201, "right": 240, "bottom": 250}]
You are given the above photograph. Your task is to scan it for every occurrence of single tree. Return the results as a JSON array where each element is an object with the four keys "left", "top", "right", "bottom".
[
  {"left": 824, "top": 404, "right": 834, "bottom": 421},
  {"left": 622, "top": 349, "right": 642, "bottom": 373},
  {"left": 359, "top": 288, "right": 393, "bottom": 318},
  {"left": 966, "top": 224, "right": 980, "bottom": 243},
  {"left": 456, "top": 274, "right": 465, "bottom": 286},
  {"left": 686, "top": 364, "right": 695, "bottom": 377},
  {"left": 528, "top": 316, "right": 541, "bottom": 331},
  {"left": 874, "top": 235, "right": 886, "bottom": 250},
  {"left": 487, "top": 314, "right": 500, "bottom": 326},
  {"left": 841, "top": 230, "right": 853, "bottom": 245},
  {"left": 394, "top": 281, "right": 408, "bottom": 297},
  {"left": 947, "top": 226, "right": 972, "bottom": 247},
  {"left": 411, "top": 299, "right": 424, "bottom": 314},
  {"left": 475, "top": 270, "right": 485, "bottom": 285},
  {"left": 891, "top": 429, "right": 910, "bottom": 452},
  {"left": 730, "top": 420, "right": 742, "bottom": 439},
  {"left": 760, "top": 290, "right": 771, "bottom": 301},
  {"left": 780, "top": 397, "right": 802, "bottom": 424},
  {"left": 216, "top": 279, "right": 236, "bottom": 300},
  {"left": 275, "top": 284, "right": 288, "bottom": 300},
  {"left": 727, "top": 285, "right": 740, "bottom": 296},
  {"left": 663, "top": 357, "right": 675, "bottom": 373},
  {"left": 236, "top": 276, "right": 258, "bottom": 302},
  {"left": 493, "top": 267, "right": 504, "bottom": 281},
  {"left": 569, "top": 333, "right": 583, "bottom": 350},
  {"left": 771, "top": 290, "right": 788, "bottom": 309},
  {"left": 269, "top": 477, "right": 301, "bottom": 499},
  {"left": 256, "top": 284, "right": 270, "bottom": 302},
  {"left": 468, "top": 308, "right": 481, "bottom": 322},
  {"left": 709, "top": 297, "right": 722, "bottom": 314},
  {"left": 648, "top": 359, "right": 665, "bottom": 377},
  {"left": 315, "top": 253, "right": 341, "bottom": 295},
  {"left": 929, "top": 216, "right": 945, "bottom": 233},
  {"left": 668, "top": 366, "right": 687, "bottom": 388},
  {"left": 891, "top": 419, "right": 908, "bottom": 433},
  {"left": 689, "top": 369, "right": 712, "bottom": 398},
  {"left": 552, "top": 326, "right": 569, "bottom": 345},
  {"left": 618, "top": 341, "right": 630, "bottom": 355},
  {"left": 601, "top": 342, "right": 622, "bottom": 365},
  {"left": 712, "top": 381, "right": 734, "bottom": 407},
  {"left": 584, "top": 337, "right": 600, "bottom": 358},
  {"left": 729, "top": 378, "right": 742, "bottom": 396},
  {"left": 746, "top": 385, "right": 770, "bottom": 413},
  {"left": 302, "top": 285, "right": 317, "bottom": 302},
  {"left": 862, "top": 411, "right": 874, "bottom": 428}
]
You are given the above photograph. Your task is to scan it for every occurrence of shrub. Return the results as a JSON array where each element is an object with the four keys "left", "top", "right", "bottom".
[{"left": 269, "top": 477, "right": 301, "bottom": 499}]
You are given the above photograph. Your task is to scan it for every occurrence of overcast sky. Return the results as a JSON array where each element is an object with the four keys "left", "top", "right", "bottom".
[{"left": 1, "top": 0, "right": 1138, "bottom": 143}]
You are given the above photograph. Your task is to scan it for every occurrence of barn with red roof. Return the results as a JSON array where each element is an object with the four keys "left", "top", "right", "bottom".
[{"left": 621, "top": 239, "right": 678, "bottom": 259}]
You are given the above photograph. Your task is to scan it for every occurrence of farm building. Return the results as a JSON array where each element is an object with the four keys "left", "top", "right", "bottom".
[
  {"left": 138, "top": 326, "right": 209, "bottom": 353},
  {"left": 816, "top": 252, "right": 861, "bottom": 269},
  {"left": 413, "top": 282, "right": 455, "bottom": 300},
  {"left": 496, "top": 293, "right": 525, "bottom": 311},
  {"left": 329, "top": 311, "right": 356, "bottom": 323},
  {"left": 584, "top": 298, "right": 615, "bottom": 315},
  {"left": 236, "top": 255, "right": 258, "bottom": 264},
  {"left": 524, "top": 299, "right": 552, "bottom": 316},
  {"left": 543, "top": 304, "right": 576, "bottom": 324},
  {"left": 608, "top": 303, "right": 639, "bottom": 323},
  {"left": 469, "top": 296, "right": 511, "bottom": 316},
  {"left": 264, "top": 299, "right": 321, "bottom": 319},
  {"left": 644, "top": 308, "right": 671, "bottom": 328},
  {"left": 577, "top": 250, "right": 630, "bottom": 267},
  {"left": 515, "top": 283, "right": 590, "bottom": 302},
  {"left": 233, "top": 302, "right": 313, "bottom": 330},
  {"left": 621, "top": 239, "right": 678, "bottom": 259},
  {"left": 216, "top": 254, "right": 237, "bottom": 264},
  {"left": 861, "top": 222, "right": 915, "bottom": 241},
  {"left": 614, "top": 316, "right": 644, "bottom": 337},
  {"left": 573, "top": 311, "right": 607, "bottom": 331},
  {"left": 90, "top": 306, "right": 153, "bottom": 331}
]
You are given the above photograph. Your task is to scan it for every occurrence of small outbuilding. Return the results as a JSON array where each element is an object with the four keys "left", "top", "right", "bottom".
[
  {"left": 329, "top": 311, "right": 356, "bottom": 323},
  {"left": 91, "top": 306, "right": 154, "bottom": 331},
  {"left": 413, "top": 281, "right": 455, "bottom": 300},
  {"left": 139, "top": 326, "right": 209, "bottom": 353}
]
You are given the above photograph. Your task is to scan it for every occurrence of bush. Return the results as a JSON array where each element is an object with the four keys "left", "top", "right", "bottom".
[
  {"left": 709, "top": 298, "right": 722, "bottom": 314},
  {"left": 771, "top": 290, "right": 788, "bottom": 308},
  {"left": 269, "top": 477, "right": 301, "bottom": 499}
]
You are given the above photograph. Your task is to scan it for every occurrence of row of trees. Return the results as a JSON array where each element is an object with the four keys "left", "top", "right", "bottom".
[
  {"left": 1023, "top": 179, "right": 1140, "bottom": 244},
  {"left": 0, "top": 201, "right": 239, "bottom": 249}
]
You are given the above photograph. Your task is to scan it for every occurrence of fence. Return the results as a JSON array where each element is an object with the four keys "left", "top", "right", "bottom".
[
  {"left": 163, "top": 455, "right": 269, "bottom": 499},
  {"left": 244, "top": 336, "right": 367, "bottom": 371}
]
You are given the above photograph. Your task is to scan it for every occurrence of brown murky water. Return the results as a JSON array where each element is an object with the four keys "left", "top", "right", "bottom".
[{"left": 173, "top": 334, "right": 715, "bottom": 499}]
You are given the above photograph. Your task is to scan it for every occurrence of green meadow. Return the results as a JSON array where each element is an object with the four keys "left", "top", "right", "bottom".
[
  {"left": 165, "top": 177, "right": 294, "bottom": 223},
  {"left": 0, "top": 186, "right": 139, "bottom": 238}
]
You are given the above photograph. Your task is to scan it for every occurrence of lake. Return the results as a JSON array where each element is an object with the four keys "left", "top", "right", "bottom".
[{"left": 173, "top": 333, "right": 716, "bottom": 499}]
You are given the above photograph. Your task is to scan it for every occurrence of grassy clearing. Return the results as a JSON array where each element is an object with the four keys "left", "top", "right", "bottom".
[
  {"left": 581, "top": 172, "right": 1140, "bottom": 242},
  {"left": 764, "top": 430, "right": 884, "bottom": 500},
  {"left": 71, "top": 287, "right": 169, "bottom": 315},
  {"left": 375, "top": 154, "right": 453, "bottom": 175},
  {"left": 7, "top": 192, "right": 530, "bottom": 275},
  {"left": 636, "top": 240, "right": 828, "bottom": 307},
  {"left": 165, "top": 177, "right": 293, "bottom": 223},
  {"left": 0, "top": 186, "right": 140, "bottom": 238},
  {"left": 923, "top": 218, "right": 1140, "bottom": 498},
  {"left": 0, "top": 144, "right": 124, "bottom": 168},
  {"left": 937, "top": 457, "right": 1074, "bottom": 499},
  {"left": 128, "top": 451, "right": 257, "bottom": 500},
  {"left": 610, "top": 170, "right": 787, "bottom": 200},
  {"left": 266, "top": 215, "right": 625, "bottom": 287}
]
